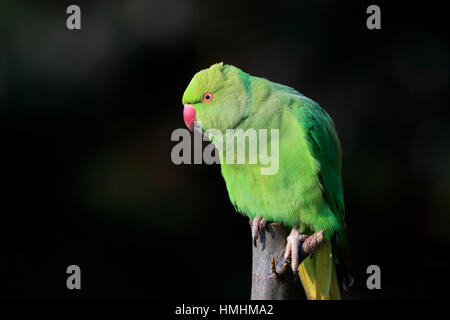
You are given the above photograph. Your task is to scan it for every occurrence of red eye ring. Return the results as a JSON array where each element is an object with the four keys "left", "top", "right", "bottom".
[{"left": 202, "top": 92, "right": 213, "bottom": 103}]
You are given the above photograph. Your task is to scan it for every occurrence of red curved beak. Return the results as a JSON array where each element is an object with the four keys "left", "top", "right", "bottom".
[{"left": 183, "top": 104, "right": 196, "bottom": 131}]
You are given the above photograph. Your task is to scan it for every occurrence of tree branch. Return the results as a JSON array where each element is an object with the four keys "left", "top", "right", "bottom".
[{"left": 250, "top": 223, "right": 324, "bottom": 300}]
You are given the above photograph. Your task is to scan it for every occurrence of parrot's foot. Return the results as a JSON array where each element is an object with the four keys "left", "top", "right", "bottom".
[
  {"left": 271, "top": 256, "right": 297, "bottom": 282},
  {"left": 284, "top": 226, "right": 308, "bottom": 273},
  {"left": 250, "top": 217, "right": 267, "bottom": 247},
  {"left": 271, "top": 228, "right": 324, "bottom": 279}
]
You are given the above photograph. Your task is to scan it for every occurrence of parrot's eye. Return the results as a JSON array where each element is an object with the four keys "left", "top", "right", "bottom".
[{"left": 202, "top": 92, "right": 213, "bottom": 103}]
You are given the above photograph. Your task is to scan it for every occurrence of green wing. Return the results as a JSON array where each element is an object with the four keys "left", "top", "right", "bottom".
[{"left": 291, "top": 96, "right": 347, "bottom": 251}]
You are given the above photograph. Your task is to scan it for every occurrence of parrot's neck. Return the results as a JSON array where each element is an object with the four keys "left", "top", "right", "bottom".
[{"left": 235, "top": 76, "right": 283, "bottom": 131}]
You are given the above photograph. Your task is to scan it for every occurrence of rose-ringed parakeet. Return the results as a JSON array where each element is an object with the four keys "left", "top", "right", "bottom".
[{"left": 182, "top": 63, "right": 349, "bottom": 300}]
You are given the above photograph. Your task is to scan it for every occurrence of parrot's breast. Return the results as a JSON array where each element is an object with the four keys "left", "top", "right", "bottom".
[{"left": 219, "top": 109, "right": 325, "bottom": 228}]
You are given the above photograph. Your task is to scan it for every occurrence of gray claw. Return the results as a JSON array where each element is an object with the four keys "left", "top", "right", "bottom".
[{"left": 250, "top": 217, "right": 267, "bottom": 247}]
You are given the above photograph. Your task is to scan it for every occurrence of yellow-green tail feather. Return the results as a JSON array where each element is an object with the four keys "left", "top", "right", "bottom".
[{"left": 298, "top": 241, "right": 341, "bottom": 300}]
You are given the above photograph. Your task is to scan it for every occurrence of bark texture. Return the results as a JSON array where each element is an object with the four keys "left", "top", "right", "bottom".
[
  {"left": 251, "top": 223, "right": 289, "bottom": 300},
  {"left": 250, "top": 223, "right": 324, "bottom": 300}
]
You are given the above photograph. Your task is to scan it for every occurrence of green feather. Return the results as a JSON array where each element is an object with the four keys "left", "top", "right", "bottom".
[{"left": 183, "top": 63, "right": 347, "bottom": 253}]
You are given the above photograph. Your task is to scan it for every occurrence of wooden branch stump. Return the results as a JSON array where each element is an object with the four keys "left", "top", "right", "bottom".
[
  {"left": 251, "top": 223, "right": 290, "bottom": 300},
  {"left": 250, "top": 222, "right": 324, "bottom": 300}
]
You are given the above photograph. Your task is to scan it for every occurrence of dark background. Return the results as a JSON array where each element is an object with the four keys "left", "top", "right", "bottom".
[{"left": 0, "top": 0, "right": 449, "bottom": 299}]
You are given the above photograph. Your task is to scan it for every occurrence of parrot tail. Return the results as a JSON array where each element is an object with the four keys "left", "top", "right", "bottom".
[{"left": 298, "top": 241, "right": 341, "bottom": 300}]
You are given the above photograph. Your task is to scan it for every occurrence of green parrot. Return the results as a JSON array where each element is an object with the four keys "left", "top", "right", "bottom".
[{"left": 182, "top": 62, "right": 350, "bottom": 300}]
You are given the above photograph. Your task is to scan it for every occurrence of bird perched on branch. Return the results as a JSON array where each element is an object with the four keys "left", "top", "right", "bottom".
[{"left": 182, "top": 63, "right": 350, "bottom": 300}]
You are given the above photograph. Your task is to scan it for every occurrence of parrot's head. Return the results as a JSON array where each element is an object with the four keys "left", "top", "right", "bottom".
[{"left": 182, "top": 62, "right": 249, "bottom": 132}]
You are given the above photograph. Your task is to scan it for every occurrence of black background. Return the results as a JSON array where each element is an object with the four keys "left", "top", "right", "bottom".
[{"left": 0, "top": 1, "right": 449, "bottom": 299}]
